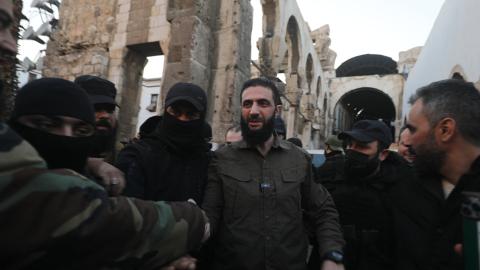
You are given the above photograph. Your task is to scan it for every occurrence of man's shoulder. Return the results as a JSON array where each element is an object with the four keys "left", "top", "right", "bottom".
[{"left": 120, "top": 137, "right": 168, "bottom": 156}]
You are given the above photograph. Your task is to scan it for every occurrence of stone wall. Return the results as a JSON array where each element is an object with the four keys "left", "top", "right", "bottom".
[
  {"left": 0, "top": 0, "right": 23, "bottom": 120},
  {"left": 43, "top": 0, "right": 252, "bottom": 143}
]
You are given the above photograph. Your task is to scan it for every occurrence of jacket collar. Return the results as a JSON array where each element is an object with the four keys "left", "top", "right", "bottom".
[{"left": 233, "top": 134, "right": 291, "bottom": 151}]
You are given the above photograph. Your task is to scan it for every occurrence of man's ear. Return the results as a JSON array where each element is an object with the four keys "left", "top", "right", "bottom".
[
  {"left": 379, "top": 149, "right": 390, "bottom": 161},
  {"left": 436, "top": 117, "right": 456, "bottom": 143}
]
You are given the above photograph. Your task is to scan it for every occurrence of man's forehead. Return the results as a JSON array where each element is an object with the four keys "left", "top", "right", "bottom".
[
  {"left": 242, "top": 86, "right": 274, "bottom": 101},
  {"left": 170, "top": 100, "right": 200, "bottom": 112},
  {"left": 407, "top": 100, "right": 426, "bottom": 124}
]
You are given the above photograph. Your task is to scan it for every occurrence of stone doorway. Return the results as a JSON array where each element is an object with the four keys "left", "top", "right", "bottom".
[{"left": 333, "top": 87, "right": 396, "bottom": 134}]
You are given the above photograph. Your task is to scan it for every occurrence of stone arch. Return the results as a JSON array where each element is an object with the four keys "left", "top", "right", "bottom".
[
  {"left": 285, "top": 16, "right": 300, "bottom": 75},
  {"left": 329, "top": 75, "right": 404, "bottom": 135},
  {"left": 333, "top": 87, "right": 396, "bottom": 133},
  {"left": 306, "top": 53, "right": 314, "bottom": 90},
  {"left": 261, "top": 0, "right": 276, "bottom": 37},
  {"left": 258, "top": 0, "right": 328, "bottom": 146}
]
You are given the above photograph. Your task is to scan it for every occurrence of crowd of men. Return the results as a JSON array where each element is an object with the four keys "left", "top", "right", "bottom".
[{"left": 2, "top": 1, "right": 480, "bottom": 269}]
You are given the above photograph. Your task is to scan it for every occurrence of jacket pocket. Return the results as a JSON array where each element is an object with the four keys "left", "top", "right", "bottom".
[
  {"left": 279, "top": 166, "right": 306, "bottom": 218},
  {"left": 218, "top": 166, "right": 256, "bottom": 221}
]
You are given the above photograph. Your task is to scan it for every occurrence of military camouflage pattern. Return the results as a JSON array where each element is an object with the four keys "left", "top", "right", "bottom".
[{"left": 0, "top": 122, "right": 207, "bottom": 269}]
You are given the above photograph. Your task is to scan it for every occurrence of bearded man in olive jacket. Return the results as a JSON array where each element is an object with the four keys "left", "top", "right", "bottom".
[{"left": 202, "top": 78, "right": 345, "bottom": 270}]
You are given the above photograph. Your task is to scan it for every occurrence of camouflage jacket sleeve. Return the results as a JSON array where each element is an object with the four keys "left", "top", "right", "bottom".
[{"left": 0, "top": 123, "right": 207, "bottom": 268}]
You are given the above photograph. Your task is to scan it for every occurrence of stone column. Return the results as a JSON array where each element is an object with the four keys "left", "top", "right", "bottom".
[
  {"left": 162, "top": 0, "right": 215, "bottom": 100},
  {"left": 0, "top": 0, "right": 22, "bottom": 120},
  {"left": 209, "top": 0, "right": 253, "bottom": 142},
  {"left": 43, "top": 0, "right": 117, "bottom": 80}
]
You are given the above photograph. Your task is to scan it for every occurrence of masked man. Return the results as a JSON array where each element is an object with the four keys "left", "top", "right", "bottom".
[
  {"left": 116, "top": 82, "right": 210, "bottom": 204},
  {"left": 318, "top": 120, "right": 413, "bottom": 270},
  {"left": 203, "top": 77, "right": 345, "bottom": 270}
]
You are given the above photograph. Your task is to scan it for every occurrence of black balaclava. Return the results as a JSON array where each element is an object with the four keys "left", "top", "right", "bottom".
[
  {"left": 160, "top": 83, "right": 207, "bottom": 154},
  {"left": 10, "top": 78, "right": 95, "bottom": 174},
  {"left": 344, "top": 149, "right": 381, "bottom": 179}
]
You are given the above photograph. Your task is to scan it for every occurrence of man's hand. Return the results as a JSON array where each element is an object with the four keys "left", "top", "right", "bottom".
[
  {"left": 87, "top": 158, "right": 126, "bottom": 196},
  {"left": 321, "top": 260, "right": 345, "bottom": 270},
  {"left": 161, "top": 255, "right": 197, "bottom": 270}
]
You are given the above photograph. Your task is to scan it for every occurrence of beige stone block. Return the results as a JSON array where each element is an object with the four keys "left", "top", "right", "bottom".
[
  {"left": 116, "top": 13, "right": 129, "bottom": 23},
  {"left": 111, "top": 33, "right": 127, "bottom": 49},
  {"left": 118, "top": 3, "right": 130, "bottom": 14},
  {"left": 148, "top": 25, "right": 169, "bottom": 42},
  {"left": 116, "top": 22, "right": 128, "bottom": 33},
  {"left": 94, "top": 64, "right": 107, "bottom": 74},
  {"left": 151, "top": 6, "right": 162, "bottom": 16},
  {"left": 83, "top": 65, "right": 94, "bottom": 74},
  {"left": 72, "top": 65, "right": 82, "bottom": 75},
  {"left": 109, "top": 49, "right": 125, "bottom": 60},
  {"left": 149, "top": 16, "right": 165, "bottom": 28}
]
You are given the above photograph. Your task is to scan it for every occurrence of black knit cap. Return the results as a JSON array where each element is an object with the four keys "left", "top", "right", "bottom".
[
  {"left": 74, "top": 75, "right": 118, "bottom": 106},
  {"left": 11, "top": 78, "right": 95, "bottom": 125},
  {"left": 165, "top": 82, "right": 207, "bottom": 112}
]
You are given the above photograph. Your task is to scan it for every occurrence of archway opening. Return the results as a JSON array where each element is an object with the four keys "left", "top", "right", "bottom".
[
  {"left": 333, "top": 87, "right": 396, "bottom": 135},
  {"left": 285, "top": 16, "right": 300, "bottom": 75},
  {"left": 117, "top": 42, "right": 162, "bottom": 141}
]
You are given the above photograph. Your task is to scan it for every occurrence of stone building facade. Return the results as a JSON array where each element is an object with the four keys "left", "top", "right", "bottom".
[
  {"left": 43, "top": 0, "right": 418, "bottom": 147},
  {"left": 43, "top": 0, "right": 252, "bottom": 143}
]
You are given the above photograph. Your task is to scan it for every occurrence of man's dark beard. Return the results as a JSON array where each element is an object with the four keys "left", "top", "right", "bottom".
[
  {"left": 240, "top": 115, "right": 274, "bottom": 146},
  {"left": 90, "top": 119, "right": 116, "bottom": 157},
  {"left": 413, "top": 131, "right": 446, "bottom": 178}
]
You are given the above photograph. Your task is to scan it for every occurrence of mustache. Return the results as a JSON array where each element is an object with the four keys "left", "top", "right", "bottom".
[
  {"left": 247, "top": 114, "right": 263, "bottom": 121},
  {"left": 96, "top": 119, "right": 112, "bottom": 129}
]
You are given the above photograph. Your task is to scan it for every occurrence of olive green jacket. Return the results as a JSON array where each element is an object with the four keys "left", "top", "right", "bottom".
[{"left": 203, "top": 137, "right": 345, "bottom": 270}]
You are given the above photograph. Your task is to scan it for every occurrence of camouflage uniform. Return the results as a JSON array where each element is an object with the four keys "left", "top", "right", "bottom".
[{"left": 0, "top": 122, "right": 208, "bottom": 269}]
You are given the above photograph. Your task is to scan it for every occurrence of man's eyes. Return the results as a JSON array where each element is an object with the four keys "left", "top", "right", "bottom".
[
  {"left": 74, "top": 125, "right": 95, "bottom": 137},
  {"left": 33, "top": 119, "right": 57, "bottom": 130},
  {"left": 242, "top": 100, "right": 271, "bottom": 108},
  {"left": 242, "top": 101, "right": 253, "bottom": 108}
]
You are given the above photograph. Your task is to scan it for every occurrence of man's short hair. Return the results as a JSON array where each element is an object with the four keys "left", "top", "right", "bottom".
[
  {"left": 409, "top": 79, "right": 480, "bottom": 146},
  {"left": 240, "top": 77, "right": 281, "bottom": 106}
]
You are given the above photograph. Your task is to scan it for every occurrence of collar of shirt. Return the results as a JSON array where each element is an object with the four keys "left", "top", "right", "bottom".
[{"left": 233, "top": 135, "right": 292, "bottom": 151}]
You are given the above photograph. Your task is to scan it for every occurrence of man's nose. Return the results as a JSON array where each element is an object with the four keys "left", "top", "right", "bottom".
[
  {"left": 348, "top": 142, "right": 359, "bottom": 151},
  {"left": 250, "top": 102, "right": 260, "bottom": 114},
  {"left": 177, "top": 112, "right": 190, "bottom": 122},
  {"left": 60, "top": 125, "right": 74, "bottom": 137},
  {"left": 96, "top": 110, "right": 110, "bottom": 119}
]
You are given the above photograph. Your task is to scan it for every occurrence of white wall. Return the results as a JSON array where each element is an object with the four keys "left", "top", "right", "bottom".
[
  {"left": 136, "top": 78, "right": 162, "bottom": 133},
  {"left": 402, "top": 0, "right": 480, "bottom": 116}
]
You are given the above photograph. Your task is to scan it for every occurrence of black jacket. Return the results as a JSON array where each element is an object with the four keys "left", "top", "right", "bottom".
[
  {"left": 318, "top": 151, "right": 413, "bottom": 270},
  {"left": 391, "top": 156, "right": 480, "bottom": 270},
  {"left": 315, "top": 150, "right": 345, "bottom": 183},
  {"left": 116, "top": 134, "right": 210, "bottom": 204}
]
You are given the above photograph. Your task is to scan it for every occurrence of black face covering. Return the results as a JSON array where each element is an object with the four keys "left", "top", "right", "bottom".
[
  {"left": 160, "top": 112, "right": 205, "bottom": 152},
  {"left": 11, "top": 122, "right": 93, "bottom": 174},
  {"left": 241, "top": 114, "right": 275, "bottom": 146},
  {"left": 90, "top": 119, "right": 116, "bottom": 157},
  {"left": 344, "top": 149, "right": 381, "bottom": 179}
]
